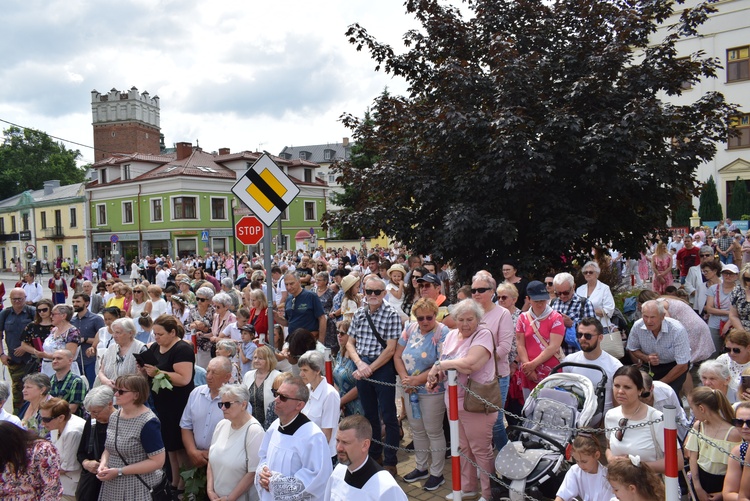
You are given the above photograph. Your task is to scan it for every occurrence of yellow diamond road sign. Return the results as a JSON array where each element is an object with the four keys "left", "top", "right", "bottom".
[{"left": 232, "top": 154, "right": 300, "bottom": 227}]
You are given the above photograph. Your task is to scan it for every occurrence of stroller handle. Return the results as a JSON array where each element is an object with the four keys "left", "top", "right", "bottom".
[
  {"left": 505, "top": 425, "right": 567, "bottom": 455},
  {"left": 551, "top": 362, "right": 608, "bottom": 383}
]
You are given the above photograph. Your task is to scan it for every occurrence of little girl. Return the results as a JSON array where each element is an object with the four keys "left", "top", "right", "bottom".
[
  {"left": 136, "top": 312, "right": 155, "bottom": 344},
  {"left": 607, "top": 456, "right": 665, "bottom": 501},
  {"left": 555, "top": 435, "right": 613, "bottom": 501},
  {"left": 238, "top": 325, "right": 257, "bottom": 377},
  {"left": 685, "top": 386, "right": 742, "bottom": 500}
]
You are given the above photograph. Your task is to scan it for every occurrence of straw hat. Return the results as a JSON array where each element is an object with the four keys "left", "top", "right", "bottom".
[
  {"left": 341, "top": 274, "right": 360, "bottom": 294},
  {"left": 387, "top": 264, "right": 406, "bottom": 280}
]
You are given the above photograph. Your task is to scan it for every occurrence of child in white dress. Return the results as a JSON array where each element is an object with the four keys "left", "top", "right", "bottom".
[{"left": 555, "top": 435, "right": 613, "bottom": 501}]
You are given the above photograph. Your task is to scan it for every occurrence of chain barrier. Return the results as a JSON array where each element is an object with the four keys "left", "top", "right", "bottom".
[
  {"left": 685, "top": 426, "right": 749, "bottom": 467},
  {"left": 369, "top": 437, "right": 451, "bottom": 454},
  {"left": 458, "top": 450, "right": 541, "bottom": 501}
]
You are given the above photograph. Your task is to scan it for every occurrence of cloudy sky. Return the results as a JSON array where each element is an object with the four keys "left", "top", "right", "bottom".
[{"left": 0, "top": 0, "right": 420, "bottom": 164}]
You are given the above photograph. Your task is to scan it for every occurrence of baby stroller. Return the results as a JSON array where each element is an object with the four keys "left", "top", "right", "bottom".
[{"left": 494, "top": 362, "right": 608, "bottom": 501}]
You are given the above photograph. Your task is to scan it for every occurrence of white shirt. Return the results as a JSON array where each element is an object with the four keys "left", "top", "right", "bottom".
[
  {"left": 302, "top": 380, "right": 341, "bottom": 457},
  {"left": 179, "top": 385, "right": 227, "bottom": 451},
  {"left": 51, "top": 414, "right": 86, "bottom": 496},
  {"left": 562, "top": 349, "right": 622, "bottom": 415},
  {"left": 555, "top": 464, "right": 613, "bottom": 501},
  {"left": 22, "top": 281, "right": 43, "bottom": 303},
  {"left": 0, "top": 407, "right": 24, "bottom": 428},
  {"left": 156, "top": 269, "right": 169, "bottom": 289}
]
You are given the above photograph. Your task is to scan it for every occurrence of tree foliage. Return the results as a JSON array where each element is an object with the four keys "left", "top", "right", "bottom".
[
  {"left": 672, "top": 199, "right": 693, "bottom": 228},
  {"left": 327, "top": 0, "right": 735, "bottom": 279},
  {"left": 727, "top": 177, "right": 750, "bottom": 220},
  {"left": 0, "top": 126, "right": 85, "bottom": 200},
  {"left": 698, "top": 175, "right": 723, "bottom": 221}
]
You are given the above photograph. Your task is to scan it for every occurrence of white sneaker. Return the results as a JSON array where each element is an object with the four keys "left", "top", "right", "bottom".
[{"left": 445, "top": 492, "right": 479, "bottom": 500}]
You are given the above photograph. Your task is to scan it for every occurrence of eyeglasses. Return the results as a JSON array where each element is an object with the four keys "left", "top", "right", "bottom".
[
  {"left": 134, "top": 290, "right": 143, "bottom": 294},
  {"left": 197, "top": 298, "right": 209, "bottom": 302},
  {"left": 419, "top": 283, "right": 434, "bottom": 289},
  {"left": 364, "top": 289, "right": 384, "bottom": 296},
  {"left": 725, "top": 346, "right": 742, "bottom": 354},
  {"left": 555, "top": 290, "right": 572, "bottom": 297},
  {"left": 700, "top": 254, "right": 713, "bottom": 257},
  {"left": 51, "top": 311, "right": 64, "bottom": 316},
  {"left": 37, "top": 308, "right": 49, "bottom": 313},
  {"left": 545, "top": 282, "right": 553, "bottom": 286},
  {"left": 114, "top": 388, "right": 133, "bottom": 395},
  {"left": 583, "top": 271, "right": 596, "bottom": 275},
  {"left": 40, "top": 415, "right": 58, "bottom": 423},
  {"left": 470, "top": 287, "right": 491, "bottom": 294},
  {"left": 615, "top": 417, "right": 628, "bottom": 441},
  {"left": 498, "top": 295, "right": 511, "bottom": 301},
  {"left": 336, "top": 330, "right": 348, "bottom": 336},
  {"left": 411, "top": 276, "right": 422, "bottom": 281},
  {"left": 10, "top": 297, "right": 25, "bottom": 302},
  {"left": 733, "top": 418, "right": 750, "bottom": 428},
  {"left": 217, "top": 401, "right": 240, "bottom": 409},
  {"left": 416, "top": 315, "right": 435, "bottom": 322},
  {"left": 272, "top": 388, "right": 303, "bottom": 402},
  {"left": 575, "top": 332, "right": 596, "bottom": 340}
]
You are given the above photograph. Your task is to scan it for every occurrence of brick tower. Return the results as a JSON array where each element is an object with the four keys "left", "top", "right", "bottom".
[{"left": 91, "top": 87, "right": 161, "bottom": 161}]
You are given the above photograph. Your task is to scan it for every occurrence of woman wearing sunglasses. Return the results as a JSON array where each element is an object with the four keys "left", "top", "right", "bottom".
[
  {"left": 39, "top": 397, "right": 85, "bottom": 500},
  {"left": 394, "top": 298, "right": 449, "bottom": 491},
  {"left": 718, "top": 329, "right": 750, "bottom": 402},
  {"left": 188, "top": 287, "right": 216, "bottom": 369},
  {"left": 207, "top": 384, "right": 265, "bottom": 501},
  {"left": 723, "top": 402, "right": 750, "bottom": 500},
  {"left": 17, "top": 298, "right": 54, "bottom": 362},
  {"left": 576, "top": 261, "right": 616, "bottom": 333},
  {"left": 729, "top": 264, "right": 750, "bottom": 333},
  {"left": 605, "top": 366, "right": 667, "bottom": 474},
  {"left": 96, "top": 374, "right": 166, "bottom": 501}
]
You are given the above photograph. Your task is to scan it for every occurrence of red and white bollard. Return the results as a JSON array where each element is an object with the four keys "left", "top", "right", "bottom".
[
  {"left": 448, "top": 370, "right": 462, "bottom": 500},
  {"left": 324, "top": 347, "right": 333, "bottom": 385},
  {"left": 663, "top": 405, "right": 679, "bottom": 500}
]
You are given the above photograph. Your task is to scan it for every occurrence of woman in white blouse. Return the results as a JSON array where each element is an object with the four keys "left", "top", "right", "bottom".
[
  {"left": 298, "top": 350, "right": 340, "bottom": 463},
  {"left": 40, "top": 397, "right": 86, "bottom": 500},
  {"left": 576, "top": 261, "right": 616, "bottom": 331}
]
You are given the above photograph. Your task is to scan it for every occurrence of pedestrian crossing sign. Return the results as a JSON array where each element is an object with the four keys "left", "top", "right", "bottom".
[{"left": 232, "top": 154, "right": 300, "bottom": 227}]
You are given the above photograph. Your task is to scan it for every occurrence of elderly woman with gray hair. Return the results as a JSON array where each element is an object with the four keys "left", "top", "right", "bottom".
[
  {"left": 76, "top": 386, "right": 115, "bottom": 501},
  {"left": 298, "top": 350, "right": 340, "bottom": 463},
  {"left": 18, "top": 372, "right": 52, "bottom": 438},
  {"left": 98, "top": 317, "right": 147, "bottom": 389},
  {"left": 215, "top": 339, "right": 241, "bottom": 384},
  {"left": 207, "top": 383, "right": 265, "bottom": 501},
  {"left": 576, "top": 260, "right": 616, "bottom": 331},
  {"left": 210, "top": 293, "right": 237, "bottom": 361},
  {"left": 699, "top": 359, "right": 734, "bottom": 402},
  {"left": 189, "top": 286, "right": 216, "bottom": 368}
]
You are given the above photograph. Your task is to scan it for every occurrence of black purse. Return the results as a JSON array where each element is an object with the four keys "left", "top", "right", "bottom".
[{"left": 113, "top": 413, "right": 176, "bottom": 501}]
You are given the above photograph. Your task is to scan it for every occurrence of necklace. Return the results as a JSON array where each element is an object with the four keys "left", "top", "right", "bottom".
[{"left": 623, "top": 402, "right": 643, "bottom": 419}]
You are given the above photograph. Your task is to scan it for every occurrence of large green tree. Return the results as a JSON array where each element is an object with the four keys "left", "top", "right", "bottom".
[
  {"left": 328, "top": 0, "right": 735, "bottom": 278},
  {"left": 698, "top": 175, "right": 723, "bottom": 221},
  {"left": 0, "top": 126, "right": 85, "bottom": 200}
]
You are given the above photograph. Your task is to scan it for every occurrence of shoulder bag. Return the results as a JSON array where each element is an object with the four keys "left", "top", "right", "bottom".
[
  {"left": 365, "top": 312, "right": 387, "bottom": 349},
  {"left": 527, "top": 313, "right": 565, "bottom": 363},
  {"left": 599, "top": 311, "right": 625, "bottom": 359},
  {"left": 463, "top": 328, "right": 504, "bottom": 414},
  {"left": 113, "top": 412, "right": 176, "bottom": 501}
]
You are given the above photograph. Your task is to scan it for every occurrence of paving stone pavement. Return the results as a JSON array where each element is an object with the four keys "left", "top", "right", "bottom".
[{"left": 395, "top": 424, "right": 456, "bottom": 500}]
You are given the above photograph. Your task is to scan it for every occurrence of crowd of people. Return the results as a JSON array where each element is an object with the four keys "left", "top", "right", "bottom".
[{"left": 2, "top": 233, "right": 750, "bottom": 501}]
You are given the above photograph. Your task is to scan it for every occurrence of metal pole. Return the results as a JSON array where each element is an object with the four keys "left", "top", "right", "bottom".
[
  {"left": 264, "top": 223, "right": 275, "bottom": 350},
  {"left": 231, "top": 201, "right": 238, "bottom": 279},
  {"left": 448, "top": 369, "right": 462, "bottom": 501},
  {"left": 324, "top": 347, "right": 333, "bottom": 385},
  {"left": 663, "top": 405, "right": 679, "bottom": 501}
]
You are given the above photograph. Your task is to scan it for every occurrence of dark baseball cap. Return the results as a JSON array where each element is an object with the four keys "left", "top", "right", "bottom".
[
  {"left": 416, "top": 273, "right": 441, "bottom": 285},
  {"left": 526, "top": 280, "right": 549, "bottom": 301}
]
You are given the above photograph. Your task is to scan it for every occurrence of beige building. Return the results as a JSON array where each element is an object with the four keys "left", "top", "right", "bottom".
[{"left": 0, "top": 181, "right": 87, "bottom": 272}]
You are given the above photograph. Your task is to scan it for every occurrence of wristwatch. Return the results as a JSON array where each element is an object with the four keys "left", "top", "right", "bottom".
[{"left": 118, "top": 468, "right": 123, "bottom": 477}]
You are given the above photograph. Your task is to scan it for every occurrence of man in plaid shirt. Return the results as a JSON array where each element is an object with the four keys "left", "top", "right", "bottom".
[
  {"left": 347, "top": 275, "right": 402, "bottom": 477},
  {"left": 49, "top": 349, "right": 87, "bottom": 417},
  {"left": 550, "top": 273, "right": 595, "bottom": 355}
]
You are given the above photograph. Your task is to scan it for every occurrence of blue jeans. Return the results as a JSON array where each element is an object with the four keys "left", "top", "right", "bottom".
[
  {"left": 79, "top": 361, "right": 96, "bottom": 389},
  {"left": 492, "top": 375, "right": 510, "bottom": 450},
  {"left": 356, "top": 359, "right": 399, "bottom": 466},
  {"left": 720, "top": 253, "right": 733, "bottom": 265}
]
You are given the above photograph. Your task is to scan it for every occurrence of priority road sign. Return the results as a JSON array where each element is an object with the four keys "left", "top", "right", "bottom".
[{"left": 231, "top": 154, "right": 300, "bottom": 227}]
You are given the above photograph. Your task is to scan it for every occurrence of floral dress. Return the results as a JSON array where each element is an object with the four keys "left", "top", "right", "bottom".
[
  {"left": 333, "top": 352, "right": 364, "bottom": 416},
  {"left": 41, "top": 326, "right": 81, "bottom": 378},
  {"left": 731, "top": 287, "right": 750, "bottom": 332},
  {"left": 0, "top": 439, "right": 62, "bottom": 500},
  {"left": 652, "top": 253, "right": 672, "bottom": 295},
  {"left": 188, "top": 305, "right": 215, "bottom": 368},
  {"left": 21, "top": 322, "right": 53, "bottom": 354}
]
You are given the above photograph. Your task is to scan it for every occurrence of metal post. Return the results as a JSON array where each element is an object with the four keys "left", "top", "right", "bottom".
[
  {"left": 324, "top": 347, "right": 333, "bottom": 385},
  {"left": 264, "top": 224, "right": 275, "bottom": 350},
  {"left": 448, "top": 369, "right": 461, "bottom": 501},
  {"left": 231, "top": 200, "right": 238, "bottom": 279},
  {"left": 663, "top": 405, "right": 679, "bottom": 501}
]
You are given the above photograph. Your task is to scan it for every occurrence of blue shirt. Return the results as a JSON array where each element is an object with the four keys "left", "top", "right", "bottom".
[
  {"left": 0, "top": 306, "right": 36, "bottom": 364},
  {"left": 72, "top": 310, "right": 106, "bottom": 365},
  {"left": 179, "top": 385, "right": 226, "bottom": 450},
  {"left": 285, "top": 289, "right": 325, "bottom": 333},
  {"left": 626, "top": 317, "right": 691, "bottom": 365},
  {"left": 398, "top": 321, "right": 449, "bottom": 394}
]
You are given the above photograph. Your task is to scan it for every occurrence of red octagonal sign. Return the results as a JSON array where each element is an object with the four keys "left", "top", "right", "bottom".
[{"left": 235, "top": 216, "right": 264, "bottom": 245}]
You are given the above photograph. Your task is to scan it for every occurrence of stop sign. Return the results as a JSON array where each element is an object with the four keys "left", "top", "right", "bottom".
[{"left": 235, "top": 216, "right": 264, "bottom": 245}]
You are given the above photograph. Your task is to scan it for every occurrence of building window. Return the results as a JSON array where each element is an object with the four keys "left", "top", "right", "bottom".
[
  {"left": 100, "top": 169, "right": 107, "bottom": 184},
  {"left": 173, "top": 196, "right": 197, "bottom": 220},
  {"left": 0, "top": 218, "right": 4, "bottom": 234},
  {"left": 729, "top": 114, "right": 750, "bottom": 149},
  {"left": 71, "top": 245, "right": 78, "bottom": 263},
  {"left": 280, "top": 207, "right": 289, "bottom": 221},
  {"left": 122, "top": 164, "right": 131, "bottom": 180},
  {"left": 97, "top": 204, "right": 107, "bottom": 226},
  {"left": 11, "top": 216, "right": 16, "bottom": 233},
  {"left": 55, "top": 210, "right": 62, "bottom": 229},
  {"left": 70, "top": 208, "right": 77, "bottom": 228},
  {"left": 211, "top": 197, "right": 227, "bottom": 220},
  {"left": 304, "top": 201, "right": 316, "bottom": 221},
  {"left": 123, "top": 201, "right": 134, "bottom": 224},
  {"left": 151, "top": 199, "right": 163, "bottom": 222},
  {"left": 41, "top": 211, "right": 47, "bottom": 229},
  {"left": 328, "top": 173, "right": 336, "bottom": 183},
  {"left": 299, "top": 151, "right": 308, "bottom": 160},
  {"left": 304, "top": 169, "right": 312, "bottom": 183},
  {"left": 728, "top": 46, "right": 750, "bottom": 83},
  {"left": 22, "top": 213, "right": 29, "bottom": 231},
  {"left": 324, "top": 149, "right": 334, "bottom": 161}
]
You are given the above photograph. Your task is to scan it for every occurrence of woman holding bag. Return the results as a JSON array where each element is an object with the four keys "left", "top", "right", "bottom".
[
  {"left": 426, "top": 299, "right": 496, "bottom": 501},
  {"left": 515, "top": 281, "right": 565, "bottom": 397},
  {"left": 576, "top": 261, "right": 616, "bottom": 331}
]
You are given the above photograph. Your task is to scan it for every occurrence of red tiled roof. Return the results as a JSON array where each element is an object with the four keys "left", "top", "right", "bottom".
[
  {"left": 92, "top": 152, "right": 174, "bottom": 168},
  {"left": 136, "top": 149, "right": 236, "bottom": 180}
]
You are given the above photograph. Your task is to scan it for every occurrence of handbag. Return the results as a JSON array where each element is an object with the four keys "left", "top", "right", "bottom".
[
  {"left": 600, "top": 314, "right": 625, "bottom": 359},
  {"left": 527, "top": 313, "right": 565, "bottom": 362},
  {"left": 463, "top": 328, "right": 503, "bottom": 413},
  {"left": 113, "top": 413, "right": 176, "bottom": 501}
]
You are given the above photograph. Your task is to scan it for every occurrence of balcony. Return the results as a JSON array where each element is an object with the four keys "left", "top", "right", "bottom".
[{"left": 43, "top": 226, "right": 65, "bottom": 239}]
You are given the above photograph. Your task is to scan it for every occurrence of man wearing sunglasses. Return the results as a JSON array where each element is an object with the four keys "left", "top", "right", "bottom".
[
  {"left": 257, "top": 377, "right": 332, "bottom": 501},
  {"left": 550, "top": 273, "right": 595, "bottom": 356},
  {"left": 561, "top": 318, "right": 622, "bottom": 417},
  {"left": 273, "top": 272, "right": 326, "bottom": 344},
  {"left": 347, "top": 276, "right": 403, "bottom": 477},
  {"left": 0, "top": 288, "right": 36, "bottom": 413}
]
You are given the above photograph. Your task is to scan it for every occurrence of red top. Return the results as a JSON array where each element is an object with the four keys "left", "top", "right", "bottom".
[{"left": 249, "top": 307, "right": 268, "bottom": 336}]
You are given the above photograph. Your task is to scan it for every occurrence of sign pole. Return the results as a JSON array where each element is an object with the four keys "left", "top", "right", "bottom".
[{"left": 264, "top": 224, "right": 275, "bottom": 350}]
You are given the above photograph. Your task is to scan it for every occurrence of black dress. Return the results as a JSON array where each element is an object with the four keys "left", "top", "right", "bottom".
[
  {"left": 76, "top": 417, "right": 108, "bottom": 501},
  {"left": 147, "top": 340, "right": 195, "bottom": 451}
]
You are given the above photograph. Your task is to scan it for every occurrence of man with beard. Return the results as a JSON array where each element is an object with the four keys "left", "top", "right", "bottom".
[
  {"left": 71, "top": 293, "right": 105, "bottom": 387},
  {"left": 324, "top": 415, "right": 407, "bottom": 501},
  {"left": 561, "top": 317, "right": 622, "bottom": 416}
]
